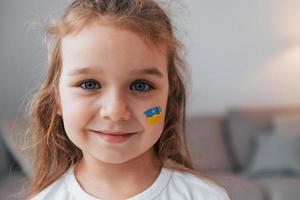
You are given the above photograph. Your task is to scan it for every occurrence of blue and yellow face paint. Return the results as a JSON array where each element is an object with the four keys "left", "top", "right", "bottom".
[{"left": 144, "top": 106, "right": 162, "bottom": 124}]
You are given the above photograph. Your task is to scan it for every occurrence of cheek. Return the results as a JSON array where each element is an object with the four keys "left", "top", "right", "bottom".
[
  {"left": 61, "top": 98, "right": 80, "bottom": 122},
  {"left": 59, "top": 91, "right": 92, "bottom": 132},
  {"left": 141, "top": 107, "right": 166, "bottom": 150},
  {"left": 60, "top": 86, "right": 85, "bottom": 115},
  {"left": 145, "top": 112, "right": 165, "bottom": 140},
  {"left": 61, "top": 102, "right": 81, "bottom": 141},
  {"left": 136, "top": 88, "right": 169, "bottom": 133},
  {"left": 137, "top": 104, "right": 167, "bottom": 139},
  {"left": 59, "top": 94, "right": 93, "bottom": 149}
]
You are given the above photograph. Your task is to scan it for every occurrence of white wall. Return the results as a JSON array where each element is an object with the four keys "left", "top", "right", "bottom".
[
  {"left": 183, "top": 0, "right": 300, "bottom": 115},
  {"left": 0, "top": 0, "right": 66, "bottom": 118},
  {"left": 1, "top": 0, "right": 300, "bottom": 118}
]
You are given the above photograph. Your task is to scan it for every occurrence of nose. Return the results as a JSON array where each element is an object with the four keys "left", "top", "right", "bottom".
[{"left": 99, "top": 90, "right": 131, "bottom": 122}]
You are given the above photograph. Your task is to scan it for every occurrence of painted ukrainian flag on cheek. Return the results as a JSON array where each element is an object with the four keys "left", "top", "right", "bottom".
[{"left": 144, "top": 106, "right": 162, "bottom": 124}]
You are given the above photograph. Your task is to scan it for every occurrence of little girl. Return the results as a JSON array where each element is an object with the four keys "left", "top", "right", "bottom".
[{"left": 26, "top": 0, "right": 230, "bottom": 199}]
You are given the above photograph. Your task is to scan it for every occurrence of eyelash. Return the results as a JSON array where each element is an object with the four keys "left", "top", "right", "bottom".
[{"left": 78, "top": 79, "right": 155, "bottom": 92}]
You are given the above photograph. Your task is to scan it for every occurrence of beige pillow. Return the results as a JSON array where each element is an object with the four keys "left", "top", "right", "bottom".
[
  {"left": 272, "top": 114, "right": 300, "bottom": 136},
  {"left": 186, "top": 116, "right": 232, "bottom": 172}
]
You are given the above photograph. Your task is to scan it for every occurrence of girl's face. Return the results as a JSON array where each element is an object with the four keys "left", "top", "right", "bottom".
[{"left": 58, "top": 21, "right": 169, "bottom": 164}]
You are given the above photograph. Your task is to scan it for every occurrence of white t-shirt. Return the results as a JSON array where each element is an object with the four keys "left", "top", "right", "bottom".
[{"left": 31, "top": 167, "right": 230, "bottom": 200}]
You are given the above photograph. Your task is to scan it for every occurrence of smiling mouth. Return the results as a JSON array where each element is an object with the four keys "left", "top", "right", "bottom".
[
  {"left": 92, "top": 130, "right": 136, "bottom": 135},
  {"left": 91, "top": 130, "right": 137, "bottom": 143}
]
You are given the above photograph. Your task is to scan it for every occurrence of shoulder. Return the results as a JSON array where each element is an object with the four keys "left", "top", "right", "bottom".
[
  {"left": 164, "top": 168, "right": 230, "bottom": 200},
  {"left": 30, "top": 169, "right": 72, "bottom": 200}
]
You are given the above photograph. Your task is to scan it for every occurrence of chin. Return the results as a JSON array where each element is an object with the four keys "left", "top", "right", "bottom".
[{"left": 95, "top": 153, "right": 139, "bottom": 165}]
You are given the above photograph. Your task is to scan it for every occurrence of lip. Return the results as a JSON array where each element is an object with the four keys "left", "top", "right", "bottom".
[{"left": 91, "top": 130, "right": 137, "bottom": 143}]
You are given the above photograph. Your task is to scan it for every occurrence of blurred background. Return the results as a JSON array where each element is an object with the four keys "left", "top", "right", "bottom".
[{"left": 0, "top": 0, "right": 300, "bottom": 200}]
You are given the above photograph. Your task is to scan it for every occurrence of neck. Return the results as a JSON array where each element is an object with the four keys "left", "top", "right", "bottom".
[{"left": 74, "top": 149, "right": 162, "bottom": 199}]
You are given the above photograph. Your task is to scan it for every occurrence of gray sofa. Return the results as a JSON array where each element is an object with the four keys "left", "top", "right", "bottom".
[
  {"left": 1, "top": 107, "right": 300, "bottom": 200},
  {"left": 186, "top": 108, "right": 300, "bottom": 200},
  {"left": 0, "top": 119, "right": 29, "bottom": 200}
]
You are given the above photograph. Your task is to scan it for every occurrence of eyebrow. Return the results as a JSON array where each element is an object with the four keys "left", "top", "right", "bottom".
[
  {"left": 133, "top": 68, "right": 163, "bottom": 78},
  {"left": 68, "top": 67, "right": 164, "bottom": 78},
  {"left": 68, "top": 67, "right": 103, "bottom": 76}
]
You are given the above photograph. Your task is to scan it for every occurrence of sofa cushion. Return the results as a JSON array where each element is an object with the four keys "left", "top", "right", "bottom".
[
  {"left": 244, "top": 132, "right": 300, "bottom": 177},
  {"left": 0, "top": 130, "right": 12, "bottom": 178},
  {"left": 0, "top": 119, "right": 33, "bottom": 177},
  {"left": 186, "top": 116, "right": 232, "bottom": 172},
  {"left": 256, "top": 176, "right": 300, "bottom": 200},
  {"left": 210, "top": 172, "right": 268, "bottom": 200},
  {"left": 0, "top": 169, "right": 28, "bottom": 200},
  {"left": 223, "top": 111, "right": 272, "bottom": 170},
  {"left": 273, "top": 114, "right": 300, "bottom": 135}
]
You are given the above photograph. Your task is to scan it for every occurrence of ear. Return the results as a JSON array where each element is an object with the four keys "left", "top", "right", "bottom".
[
  {"left": 57, "top": 107, "right": 62, "bottom": 116},
  {"left": 55, "top": 88, "right": 62, "bottom": 116},
  {"left": 56, "top": 101, "right": 62, "bottom": 116}
]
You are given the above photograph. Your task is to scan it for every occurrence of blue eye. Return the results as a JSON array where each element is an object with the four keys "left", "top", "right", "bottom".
[
  {"left": 80, "top": 80, "right": 100, "bottom": 90},
  {"left": 131, "top": 80, "right": 154, "bottom": 92}
]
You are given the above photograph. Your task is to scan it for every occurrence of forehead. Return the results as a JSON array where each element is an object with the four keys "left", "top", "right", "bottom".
[{"left": 60, "top": 22, "right": 168, "bottom": 77}]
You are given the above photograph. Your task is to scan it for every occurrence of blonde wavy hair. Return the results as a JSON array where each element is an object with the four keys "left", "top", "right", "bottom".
[{"left": 26, "top": 0, "right": 210, "bottom": 198}]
